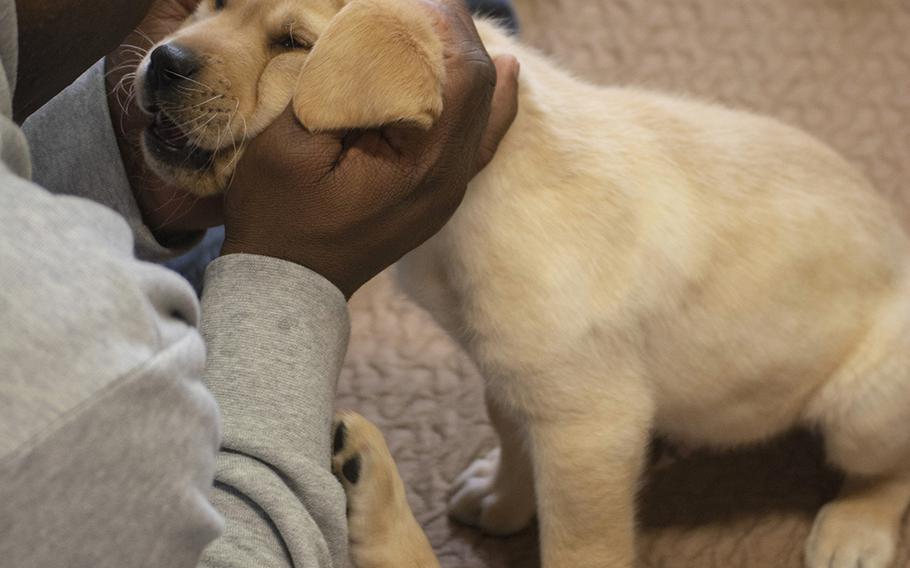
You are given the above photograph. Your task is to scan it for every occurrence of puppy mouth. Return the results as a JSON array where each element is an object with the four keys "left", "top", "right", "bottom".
[{"left": 144, "top": 108, "right": 215, "bottom": 170}]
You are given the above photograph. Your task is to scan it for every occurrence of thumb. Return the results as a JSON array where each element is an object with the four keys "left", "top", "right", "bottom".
[{"left": 473, "top": 54, "right": 520, "bottom": 176}]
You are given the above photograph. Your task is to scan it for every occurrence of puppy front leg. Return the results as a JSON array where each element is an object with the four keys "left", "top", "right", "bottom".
[
  {"left": 449, "top": 388, "right": 537, "bottom": 535},
  {"left": 332, "top": 411, "right": 441, "bottom": 568},
  {"left": 530, "top": 376, "right": 653, "bottom": 568}
]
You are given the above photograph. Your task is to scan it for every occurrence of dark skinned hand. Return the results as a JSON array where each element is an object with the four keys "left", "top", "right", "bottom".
[{"left": 221, "top": 1, "right": 520, "bottom": 298}]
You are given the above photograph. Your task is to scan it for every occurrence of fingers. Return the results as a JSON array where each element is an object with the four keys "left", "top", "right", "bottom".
[
  {"left": 474, "top": 54, "right": 520, "bottom": 175},
  {"left": 231, "top": 105, "right": 344, "bottom": 187},
  {"left": 425, "top": 0, "right": 496, "bottom": 112},
  {"left": 427, "top": 0, "right": 483, "bottom": 44},
  {"left": 348, "top": 3, "right": 512, "bottom": 190},
  {"left": 252, "top": 106, "right": 339, "bottom": 159},
  {"left": 393, "top": 0, "right": 495, "bottom": 179},
  {"left": 378, "top": 1, "right": 497, "bottom": 174}
]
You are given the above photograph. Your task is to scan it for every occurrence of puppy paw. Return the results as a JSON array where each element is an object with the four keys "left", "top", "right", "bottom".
[
  {"left": 805, "top": 502, "right": 898, "bottom": 568},
  {"left": 332, "top": 411, "right": 397, "bottom": 514},
  {"left": 448, "top": 448, "right": 535, "bottom": 535},
  {"left": 332, "top": 411, "right": 440, "bottom": 568},
  {"left": 332, "top": 411, "right": 399, "bottom": 564}
]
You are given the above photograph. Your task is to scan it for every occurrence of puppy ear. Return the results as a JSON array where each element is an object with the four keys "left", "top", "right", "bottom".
[{"left": 293, "top": 0, "right": 445, "bottom": 131}]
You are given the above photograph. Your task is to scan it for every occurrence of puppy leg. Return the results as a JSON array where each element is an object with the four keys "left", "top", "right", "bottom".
[
  {"left": 804, "top": 323, "right": 910, "bottom": 568},
  {"left": 530, "top": 370, "right": 654, "bottom": 568},
  {"left": 332, "top": 411, "right": 440, "bottom": 568},
  {"left": 804, "top": 402, "right": 910, "bottom": 568},
  {"left": 449, "top": 390, "right": 536, "bottom": 535},
  {"left": 806, "top": 474, "right": 910, "bottom": 568}
]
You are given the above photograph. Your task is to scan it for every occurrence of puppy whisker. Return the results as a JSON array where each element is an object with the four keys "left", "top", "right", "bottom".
[
  {"left": 163, "top": 115, "right": 212, "bottom": 138},
  {"left": 186, "top": 94, "right": 225, "bottom": 109},
  {"left": 104, "top": 59, "right": 143, "bottom": 78},
  {"left": 182, "top": 113, "right": 220, "bottom": 139},
  {"left": 222, "top": 100, "right": 246, "bottom": 179},
  {"left": 120, "top": 47, "right": 149, "bottom": 59},
  {"left": 133, "top": 30, "right": 156, "bottom": 47},
  {"left": 167, "top": 72, "right": 215, "bottom": 92},
  {"left": 175, "top": 84, "right": 207, "bottom": 96}
]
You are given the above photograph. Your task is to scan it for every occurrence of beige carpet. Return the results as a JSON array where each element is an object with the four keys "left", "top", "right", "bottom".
[{"left": 337, "top": 1, "right": 910, "bottom": 566}]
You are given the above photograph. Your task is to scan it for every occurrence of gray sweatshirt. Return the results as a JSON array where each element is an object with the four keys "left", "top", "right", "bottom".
[{"left": 0, "top": 1, "right": 350, "bottom": 566}]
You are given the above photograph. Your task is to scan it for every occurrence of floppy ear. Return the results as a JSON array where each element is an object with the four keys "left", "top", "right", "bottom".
[{"left": 293, "top": 0, "right": 445, "bottom": 131}]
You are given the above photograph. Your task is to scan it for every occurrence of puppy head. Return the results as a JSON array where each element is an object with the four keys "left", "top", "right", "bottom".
[{"left": 136, "top": 0, "right": 445, "bottom": 196}]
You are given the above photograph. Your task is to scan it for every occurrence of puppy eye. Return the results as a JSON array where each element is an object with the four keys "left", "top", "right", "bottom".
[
  {"left": 277, "top": 35, "right": 312, "bottom": 50},
  {"left": 214, "top": 0, "right": 225, "bottom": 9}
]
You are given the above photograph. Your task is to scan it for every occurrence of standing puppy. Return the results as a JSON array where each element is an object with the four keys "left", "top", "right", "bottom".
[{"left": 135, "top": 1, "right": 910, "bottom": 566}]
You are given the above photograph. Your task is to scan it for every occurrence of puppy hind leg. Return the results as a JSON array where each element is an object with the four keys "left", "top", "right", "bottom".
[
  {"left": 449, "top": 389, "right": 537, "bottom": 535},
  {"left": 332, "top": 411, "right": 441, "bottom": 568},
  {"left": 804, "top": 324, "right": 910, "bottom": 568},
  {"left": 805, "top": 474, "right": 910, "bottom": 568}
]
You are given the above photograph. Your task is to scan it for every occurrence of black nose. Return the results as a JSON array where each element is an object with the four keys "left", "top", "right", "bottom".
[{"left": 146, "top": 44, "right": 201, "bottom": 94}]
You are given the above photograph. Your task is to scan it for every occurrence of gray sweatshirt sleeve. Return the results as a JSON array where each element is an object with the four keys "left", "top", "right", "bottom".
[
  {"left": 22, "top": 61, "right": 199, "bottom": 262},
  {"left": 9, "top": 15, "right": 353, "bottom": 568},
  {"left": 0, "top": 173, "right": 225, "bottom": 567},
  {"left": 0, "top": 1, "right": 224, "bottom": 564},
  {"left": 198, "top": 254, "right": 351, "bottom": 568}
]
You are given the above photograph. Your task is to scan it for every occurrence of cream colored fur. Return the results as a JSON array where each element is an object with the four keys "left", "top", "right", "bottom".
[
  {"left": 138, "top": 1, "right": 910, "bottom": 567},
  {"left": 135, "top": 0, "right": 443, "bottom": 194},
  {"left": 332, "top": 411, "right": 440, "bottom": 568}
]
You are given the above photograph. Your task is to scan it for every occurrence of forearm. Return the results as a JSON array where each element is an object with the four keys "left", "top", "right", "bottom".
[{"left": 199, "top": 254, "right": 351, "bottom": 567}]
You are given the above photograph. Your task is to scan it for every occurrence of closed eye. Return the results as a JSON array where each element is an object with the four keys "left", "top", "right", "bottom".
[{"left": 276, "top": 34, "right": 312, "bottom": 50}]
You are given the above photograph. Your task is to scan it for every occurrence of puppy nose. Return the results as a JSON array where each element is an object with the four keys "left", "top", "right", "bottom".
[{"left": 146, "top": 44, "right": 201, "bottom": 93}]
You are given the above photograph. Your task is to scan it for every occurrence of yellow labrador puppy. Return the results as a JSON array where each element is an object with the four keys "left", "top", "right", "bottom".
[{"left": 135, "top": 1, "right": 910, "bottom": 567}]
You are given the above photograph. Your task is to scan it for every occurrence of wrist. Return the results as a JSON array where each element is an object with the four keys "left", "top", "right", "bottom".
[{"left": 220, "top": 237, "right": 355, "bottom": 299}]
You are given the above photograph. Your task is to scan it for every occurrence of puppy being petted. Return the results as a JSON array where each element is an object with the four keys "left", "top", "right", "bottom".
[{"left": 135, "top": 1, "right": 910, "bottom": 567}]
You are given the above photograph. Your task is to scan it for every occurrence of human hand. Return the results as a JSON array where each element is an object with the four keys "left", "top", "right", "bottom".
[
  {"left": 106, "top": 0, "right": 223, "bottom": 243},
  {"left": 221, "top": 2, "right": 520, "bottom": 298}
]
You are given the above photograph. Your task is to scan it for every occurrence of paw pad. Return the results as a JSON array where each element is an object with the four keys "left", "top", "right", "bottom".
[
  {"left": 333, "top": 422, "right": 347, "bottom": 455},
  {"left": 342, "top": 455, "right": 361, "bottom": 485}
]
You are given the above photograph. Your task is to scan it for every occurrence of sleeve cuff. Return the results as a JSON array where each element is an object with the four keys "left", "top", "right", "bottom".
[
  {"left": 200, "top": 254, "right": 350, "bottom": 471},
  {"left": 21, "top": 60, "right": 200, "bottom": 261}
]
